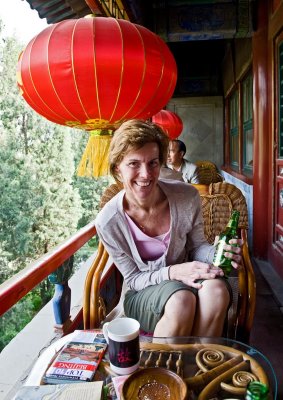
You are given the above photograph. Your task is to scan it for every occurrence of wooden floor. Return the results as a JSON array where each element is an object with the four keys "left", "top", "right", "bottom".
[{"left": 249, "top": 259, "right": 283, "bottom": 399}]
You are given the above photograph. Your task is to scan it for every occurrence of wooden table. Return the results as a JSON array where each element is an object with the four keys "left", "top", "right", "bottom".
[{"left": 24, "top": 334, "right": 278, "bottom": 399}]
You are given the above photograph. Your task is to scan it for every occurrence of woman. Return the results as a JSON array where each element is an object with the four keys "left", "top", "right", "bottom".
[{"left": 95, "top": 119, "right": 243, "bottom": 337}]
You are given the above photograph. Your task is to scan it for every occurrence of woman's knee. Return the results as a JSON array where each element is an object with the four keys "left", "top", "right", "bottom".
[
  {"left": 160, "top": 290, "right": 196, "bottom": 334},
  {"left": 199, "top": 279, "right": 230, "bottom": 308},
  {"left": 165, "top": 290, "right": 196, "bottom": 314}
]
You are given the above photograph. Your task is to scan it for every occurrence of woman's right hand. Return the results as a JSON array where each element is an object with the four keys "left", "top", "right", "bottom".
[{"left": 169, "top": 261, "right": 224, "bottom": 288}]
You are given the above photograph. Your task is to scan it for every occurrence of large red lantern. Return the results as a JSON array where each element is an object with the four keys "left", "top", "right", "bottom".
[
  {"left": 152, "top": 109, "right": 183, "bottom": 139},
  {"left": 17, "top": 17, "right": 177, "bottom": 177}
]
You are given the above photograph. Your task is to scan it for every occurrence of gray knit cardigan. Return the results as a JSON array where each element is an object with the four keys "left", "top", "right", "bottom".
[{"left": 95, "top": 179, "right": 215, "bottom": 291}]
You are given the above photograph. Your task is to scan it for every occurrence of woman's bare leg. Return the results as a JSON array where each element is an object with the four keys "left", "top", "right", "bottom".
[
  {"left": 192, "top": 279, "right": 230, "bottom": 337},
  {"left": 154, "top": 290, "right": 196, "bottom": 337}
]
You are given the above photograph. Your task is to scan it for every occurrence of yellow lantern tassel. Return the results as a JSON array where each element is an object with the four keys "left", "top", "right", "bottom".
[{"left": 77, "top": 130, "right": 112, "bottom": 178}]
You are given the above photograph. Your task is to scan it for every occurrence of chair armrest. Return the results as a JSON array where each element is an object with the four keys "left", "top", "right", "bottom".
[
  {"left": 234, "top": 229, "right": 256, "bottom": 342},
  {"left": 83, "top": 241, "right": 109, "bottom": 329},
  {"left": 242, "top": 229, "right": 256, "bottom": 339}
]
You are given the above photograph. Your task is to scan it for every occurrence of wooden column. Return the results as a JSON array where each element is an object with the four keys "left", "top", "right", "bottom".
[{"left": 252, "top": 0, "right": 269, "bottom": 258}]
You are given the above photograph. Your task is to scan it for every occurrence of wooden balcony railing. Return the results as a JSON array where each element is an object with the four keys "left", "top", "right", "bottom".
[{"left": 0, "top": 220, "right": 98, "bottom": 334}]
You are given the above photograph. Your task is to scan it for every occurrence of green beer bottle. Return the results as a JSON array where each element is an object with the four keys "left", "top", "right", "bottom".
[
  {"left": 212, "top": 209, "right": 240, "bottom": 277},
  {"left": 245, "top": 381, "right": 269, "bottom": 399}
]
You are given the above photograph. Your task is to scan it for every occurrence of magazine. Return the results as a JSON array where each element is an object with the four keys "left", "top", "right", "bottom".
[
  {"left": 14, "top": 381, "right": 104, "bottom": 400},
  {"left": 43, "top": 330, "right": 107, "bottom": 384}
]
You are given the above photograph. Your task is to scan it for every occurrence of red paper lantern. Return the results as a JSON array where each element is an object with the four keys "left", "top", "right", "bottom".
[
  {"left": 152, "top": 110, "right": 183, "bottom": 139},
  {"left": 17, "top": 17, "right": 177, "bottom": 131}
]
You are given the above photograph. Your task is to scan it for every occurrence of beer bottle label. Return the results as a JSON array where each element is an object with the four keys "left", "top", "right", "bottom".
[{"left": 213, "top": 239, "right": 226, "bottom": 267}]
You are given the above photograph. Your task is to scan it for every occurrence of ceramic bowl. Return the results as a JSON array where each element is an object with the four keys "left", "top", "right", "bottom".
[{"left": 121, "top": 367, "right": 188, "bottom": 400}]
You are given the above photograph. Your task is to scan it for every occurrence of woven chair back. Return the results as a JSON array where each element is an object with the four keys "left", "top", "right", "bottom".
[
  {"left": 195, "top": 160, "right": 224, "bottom": 185},
  {"left": 199, "top": 182, "right": 248, "bottom": 244},
  {"left": 99, "top": 181, "right": 123, "bottom": 210}
]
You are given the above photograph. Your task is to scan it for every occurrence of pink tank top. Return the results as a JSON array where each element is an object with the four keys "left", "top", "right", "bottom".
[{"left": 125, "top": 213, "right": 170, "bottom": 261}]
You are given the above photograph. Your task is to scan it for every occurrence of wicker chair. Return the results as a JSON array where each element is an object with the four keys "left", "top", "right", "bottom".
[
  {"left": 194, "top": 160, "right": 224, "bottom": 184},
  {"left": 83, "top": 181, "right": 255, "bottom": 342},
  {"left": 192, "top": 182, "right": 255, "bottom": 341}
]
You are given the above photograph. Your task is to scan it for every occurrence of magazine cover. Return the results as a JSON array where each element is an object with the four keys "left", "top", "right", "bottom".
[{"left": 43, "top": 330, "right": 107, "bottom": 384}]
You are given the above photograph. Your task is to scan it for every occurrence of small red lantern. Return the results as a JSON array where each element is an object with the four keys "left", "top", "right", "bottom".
[
  {"left": 17, "top": 17, "right": 177, "bottom": 177},
  {"left": 152, "top": 110, "right": 183, "bottom": 139}
]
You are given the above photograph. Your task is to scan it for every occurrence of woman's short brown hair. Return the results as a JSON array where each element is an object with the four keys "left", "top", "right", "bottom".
[{"left": 109, "top": 119, "right": 169, "bottom": 181}]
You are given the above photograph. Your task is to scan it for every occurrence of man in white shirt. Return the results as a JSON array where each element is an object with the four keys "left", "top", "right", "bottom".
[
  {"left": 167, "top": 139, "right": 198, "bottom": 183},
  {"left": 159, "top": 165, "right": 184, "bottom": 181}
]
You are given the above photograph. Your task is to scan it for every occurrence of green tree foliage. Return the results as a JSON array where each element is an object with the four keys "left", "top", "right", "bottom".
[
  {"left": 30, "top": 125, "right": 82, "bottom": 255},
  {"left": 0, "top": 136, "right": 40, "bottom": 280},
  {"left": 0, "top": 31, "right": 83, "bottom": 274},
  {"left": 0, "top": 33, "right": 42, "bottom": 279}
]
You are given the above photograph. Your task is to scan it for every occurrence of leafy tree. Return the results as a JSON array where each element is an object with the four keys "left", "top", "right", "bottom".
[
  {"left": 0, "top": 35, "right": 25, "bottom": 131},
  {"left": 0, "top": 27, "right": 84, "bottom": 348},
  {"left": 0, "top": 31, "right": 82, "bottom": 272},
  {"left": 0, "top": 135, "right": 40, "bottom": 281},
  {"left": 30, "top": 125, "right": 82, "bottom": 255}
]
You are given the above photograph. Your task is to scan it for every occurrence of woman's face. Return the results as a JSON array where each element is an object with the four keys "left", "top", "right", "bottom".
[{"left": 115, "top": 142, "right": 161, "bottom": 202}]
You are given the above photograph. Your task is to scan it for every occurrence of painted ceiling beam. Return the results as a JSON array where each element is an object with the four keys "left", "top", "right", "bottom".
[{"left": 25, "top": 0, "right": 133, "bottom": 24}]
